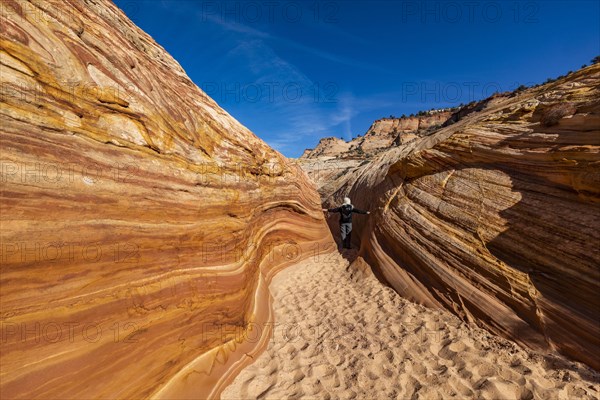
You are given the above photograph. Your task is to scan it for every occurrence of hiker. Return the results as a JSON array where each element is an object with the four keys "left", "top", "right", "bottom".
[{"left": 322, "top": 197, "right": 370, "bottom": 249}]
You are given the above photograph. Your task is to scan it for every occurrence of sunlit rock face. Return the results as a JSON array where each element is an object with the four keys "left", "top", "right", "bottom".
[
  {"left": 303, "top": 65, "right": 600, "bottom": 370},
  {"left": 300, "top": 136, "right": 352, "bottom": 159},
  {"left": 300, "top": 112, "right": 453, "bottom": 160},
  {"left": 0, "top": 1, "right": 333, "bottom": 398},
  {"left": 355, "top": 112, "right": 453, "bottom": 152}
]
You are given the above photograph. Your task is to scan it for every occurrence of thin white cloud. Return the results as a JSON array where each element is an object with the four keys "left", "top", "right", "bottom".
[
  {"left": 197, "top": 11, "right": 398, "bottom": 156},
  {"left": 202, "top": 12, "right": 393, "bottom": 74},
  {"left": 203, "top": 14, "right": 270, "bottom": 38}
]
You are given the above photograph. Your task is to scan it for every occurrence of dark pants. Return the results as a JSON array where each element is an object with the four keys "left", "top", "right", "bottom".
[{"left": 340, "top": 223, "right": 352, "bottom": 249}]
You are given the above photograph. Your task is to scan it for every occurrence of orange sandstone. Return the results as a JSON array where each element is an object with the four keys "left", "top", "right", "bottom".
[{"left": 0, "top": 1, "right": 333, "bottom": 398}]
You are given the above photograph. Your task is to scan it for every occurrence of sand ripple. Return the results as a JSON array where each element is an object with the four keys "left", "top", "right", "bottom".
[{"left": 223, "top": 251, "right": 599, "bottom": 399}]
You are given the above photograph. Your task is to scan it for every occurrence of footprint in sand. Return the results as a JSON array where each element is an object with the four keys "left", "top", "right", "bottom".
[
  {"left": 324, "top": 351, "right": 345, "bottom": 367},
  {"left": 498, "top": 365, "right": 526, "bottom": 385},
  {"left": 437, "top": 341, "right": 458, "bottom": 360},
  {"left": 448, "top": 339, "right": 467, "bottom": 353},
  {"left": 448, "top": 376, "right": 474, "bottom": 397},
  {"left": 476, "top": 362, "right": 496, "bottom": 378},
  {"left": 474, "top": 378, "right": 502, "bottom": 399},
  {"left": 515, "top": 386, "right": 535, "bottom": 400},
  {"left": 373, "top": 349, "right": 394, "bottom": 366},
  {"left": 237, "top": 372, "right": 277, "bottom": 400},
  {"left": 281, "top": 343, "right": 296, "bottom": 357}
]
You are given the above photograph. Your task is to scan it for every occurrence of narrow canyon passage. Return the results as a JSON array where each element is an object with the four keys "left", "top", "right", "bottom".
[
  {"left": 222, "top": 250, "right": 600, "bottom": 400},
  {"left": 2, "top": 2, "right": 599, "bottom": 398}
]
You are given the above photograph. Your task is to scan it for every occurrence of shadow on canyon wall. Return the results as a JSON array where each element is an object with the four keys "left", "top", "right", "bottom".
[{"left": 329, "top": 127, "right": 600, "bottom": 371}]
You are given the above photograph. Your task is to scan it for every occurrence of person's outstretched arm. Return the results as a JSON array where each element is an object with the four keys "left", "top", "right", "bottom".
[
  {"left": 352, "top": 208, "right": 370, "bottom": 214},
  {"left": 324, "top": 207, "right": 341, "bottom": 213}
]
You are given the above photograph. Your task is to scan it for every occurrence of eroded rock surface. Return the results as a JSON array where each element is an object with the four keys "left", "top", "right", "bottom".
[
  {"left": 0, "top": 1, "right": 332, "bottom": 398},
  {"left": 301, "top": 111, "right": 453, "bottom": 160},
  {"left": 302, "top": 65, "right": 600, "bottom": 370},
  {"left": 356, "top": 112, "right": 453, "bottom": 152}
]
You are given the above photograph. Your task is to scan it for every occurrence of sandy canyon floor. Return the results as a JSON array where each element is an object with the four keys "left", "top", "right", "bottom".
[{"left": 222, "top": 250, "right": 600, "bottom": 400}]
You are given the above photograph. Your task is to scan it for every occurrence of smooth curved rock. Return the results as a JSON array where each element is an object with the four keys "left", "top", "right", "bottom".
[
  {"left": 0, "top": 1, "right": 333, "bottom": 398},
  {"left": 304, "top": 65, "right": 600, "bottom": 370}
]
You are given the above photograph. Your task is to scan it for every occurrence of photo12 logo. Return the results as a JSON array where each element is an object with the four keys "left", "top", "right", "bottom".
[
  {"left": 0, "top": 161, "right": 140, "bottom": 186},
  {"left": 199, "top": 1, "right": 340, "bottom": 24},
  {"left": 201, "top": 81, "right": 338, "bottom": 105},
  {"left": 1, "top": 321, "right": 141, "bottom": 344},
  {"left": 400, "top": 1, "right": 540, "bottom": 24},
  {"left": 0, "top": 241, "right": 140, "bottom": 264},
  {"left": 400, "top": 80, "right": 538, "bottom": 104}
]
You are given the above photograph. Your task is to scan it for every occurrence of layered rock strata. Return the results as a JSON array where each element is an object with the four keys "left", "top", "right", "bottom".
[
  {"left": 0, "top": 1, "right": 332, "bottom": 398},
  {"left": 301, "top": 65, "right": 600, "bottom": 370},
  {"left": 301, "top": 111, "right": 453, "bottom": 160}
]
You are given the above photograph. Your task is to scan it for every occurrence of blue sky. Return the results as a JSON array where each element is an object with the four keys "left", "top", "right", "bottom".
[{"left": 114, "top": 0, "right": 600, "bottom": 157}]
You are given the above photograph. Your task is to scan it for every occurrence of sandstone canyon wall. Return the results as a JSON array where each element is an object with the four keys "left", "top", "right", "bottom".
[
  {"left": 0, "top": 1, "right": 333, "bottom": 398},
  {"left": 356, "top": 112, "right": 453, "bottom": 152},
  {"left": 301, "top": 136, "right": 352, "bottom": 159},
  {"left": 301, "top": 111, "right": 453, "bottom": 160},
  {"left": 302, "top": 65, "right": 600, "bottom": 370}
]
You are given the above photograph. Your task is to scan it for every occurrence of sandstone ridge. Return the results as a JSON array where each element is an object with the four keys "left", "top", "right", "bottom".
[
  {"left": 301, "top": 111, "right": 454, "bottom": 160},
  {"left": 0, "top": 1, "right": 333, "bottom": 398},
  {"left": 301, "top": 64, "right": 600, "bottom": 370}
]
